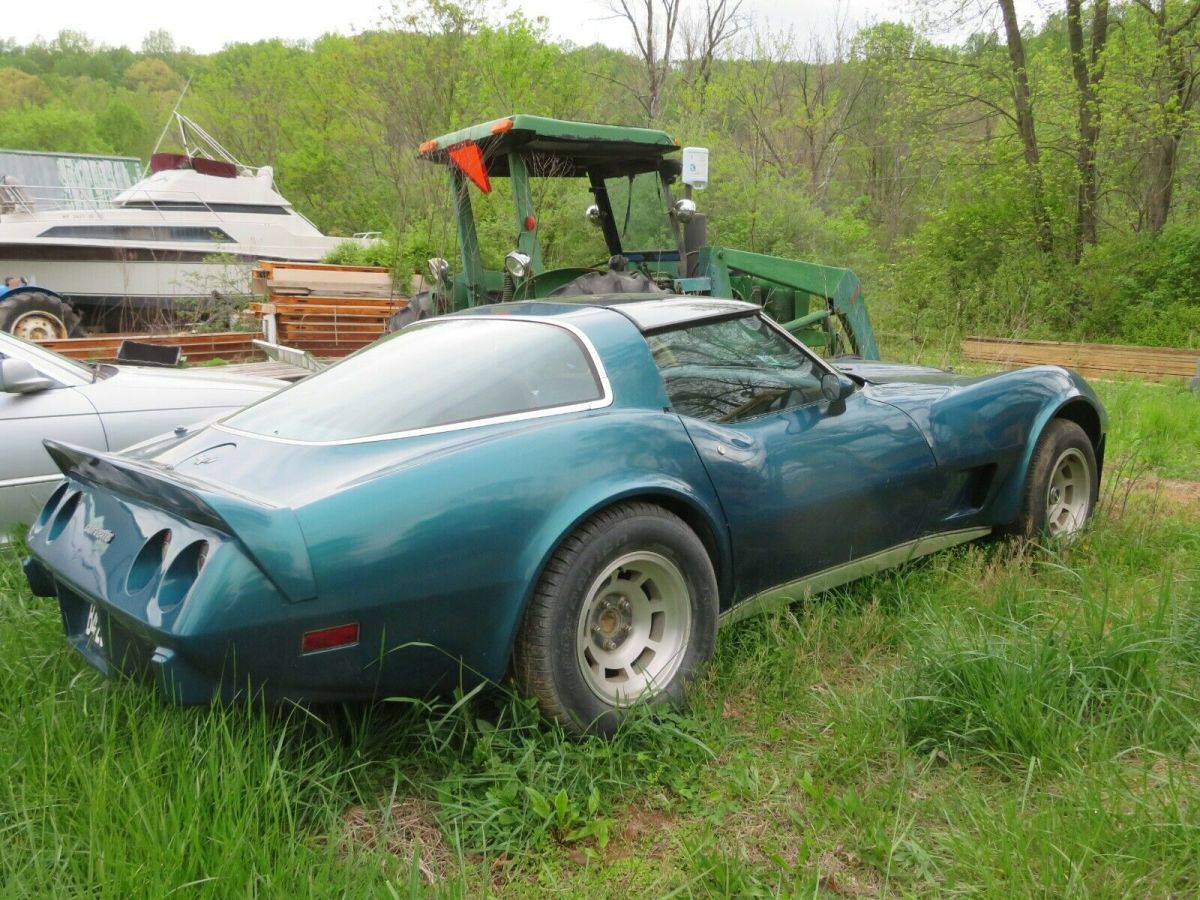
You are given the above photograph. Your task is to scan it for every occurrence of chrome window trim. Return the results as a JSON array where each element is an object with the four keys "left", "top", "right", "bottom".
[
  {"left": 756, "top": 311, "right": 841, "bottom": 379},
  {"left": 0, "top": 473, "right": 64, "bottom": 489},
  {"left": 645, "top": 309, "right": 835, "bottom": 422},
  {"left": 214, "top": 315, "right": 614, "bottom": 447}
]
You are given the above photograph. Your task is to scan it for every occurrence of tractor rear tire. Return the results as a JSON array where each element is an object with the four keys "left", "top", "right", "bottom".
[{"left": 0, "top": 291, "right": 85, "bottom": 340}]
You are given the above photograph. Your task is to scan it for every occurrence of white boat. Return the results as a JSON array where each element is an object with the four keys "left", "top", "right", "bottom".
[{"left": 0, "top": 115, "right": 357, "bottom": 335}]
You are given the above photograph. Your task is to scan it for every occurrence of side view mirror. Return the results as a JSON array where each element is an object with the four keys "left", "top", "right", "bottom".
[
  {"left": 585, "top": 204, "right": 603, "bottom": 227},
  {"left": 0, "top": 357, "right": 54, "bottom": 394},
  {"left": 820, "top": 371, "right": 855, "bottom": 404}
]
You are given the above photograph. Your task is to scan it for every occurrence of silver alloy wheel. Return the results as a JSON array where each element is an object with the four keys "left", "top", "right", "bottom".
[
  {"left": 1045, "top": 447, "right": 1091, "bottom": 537},
  {"left": 575, "top": 550, "right": 692, "bottom": 704},
  {"left": 10, "top": 310, "right": 68, "bottom": 341}
]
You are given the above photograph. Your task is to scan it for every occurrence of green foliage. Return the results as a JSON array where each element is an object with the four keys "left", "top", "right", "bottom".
[
  {"left": 324, "top": 237, "right": 400, "bottom": 269},
  {"left": 1, "top": 382, "right": 1199, "bottom": 894},
  {"left": 897, "top": 587, "right": 1193, "bottom": 768},
  {"left": 1074, "top": 226, "right": 1200, "bottom": 347},
  {"left": 2, "top": 4, "right": 1200, "bottom": 347},
  {"left": 0, "top": 102, "right": 110, "bottom": 153}
]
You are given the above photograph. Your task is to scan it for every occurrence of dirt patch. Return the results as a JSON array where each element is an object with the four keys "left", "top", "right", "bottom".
[
  {"left": 1140, "top": 477, "right": 1200, "bottom": 510},
  {"left": 603, "top": 805, "right": 679, "bottom": 862},
  {"left": 339, "top": 798, "right": 455, "bottom": 884},
  {"left": 1106, "top": 476, "right": 1200, "bottom": 519},
  {"left": 813, "top": 847, "right": 887, "bottom": 897}
]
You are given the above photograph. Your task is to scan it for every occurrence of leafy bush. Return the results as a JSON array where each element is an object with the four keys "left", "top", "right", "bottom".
[{"left": 1074, "top": 226, "right": 1200, "bottom": 347}]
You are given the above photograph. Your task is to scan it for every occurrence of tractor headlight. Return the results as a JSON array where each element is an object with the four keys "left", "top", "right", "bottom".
[
  {"left": 427, "top": 257, "right": 450, "bottom": 284},
  {"left": 672, "top": 198, "right": 697, "bottom": 223},
  {"left": 504, "top": 251, "right": 531, "bottom": 280}
]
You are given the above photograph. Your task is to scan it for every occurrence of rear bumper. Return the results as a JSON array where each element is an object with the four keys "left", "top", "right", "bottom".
[
  {"left": 32, "top": 561, "right": 483, "bottom": 707},
  {"left": 54, "top": 576, "right": 225, "bottom": 704},
  {"left": 23, "top": 475, "right": 509, "bottom": 706}
]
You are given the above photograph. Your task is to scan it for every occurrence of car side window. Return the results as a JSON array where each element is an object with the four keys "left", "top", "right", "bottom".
[{"left": 646, "top": 315, "right": 825, "bottom": 423}]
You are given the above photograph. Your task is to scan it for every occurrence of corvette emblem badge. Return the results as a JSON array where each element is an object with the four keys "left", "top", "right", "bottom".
[{"left": 83, "top": 523, "right": 114, "bottom": 543}]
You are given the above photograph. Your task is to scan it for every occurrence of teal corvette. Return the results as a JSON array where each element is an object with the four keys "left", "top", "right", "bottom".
[{"left": 22, "top": 297, "right": 1106, "bottom": 734}]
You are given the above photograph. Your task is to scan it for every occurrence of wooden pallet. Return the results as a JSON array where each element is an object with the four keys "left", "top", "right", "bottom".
[
  {"left": 248, "top": 264, "right": 408, "bottom": 357},
  {"left": 252, "top": 261, "right": 397, "bottom": 299},
  {"left": 961, "top": 336, "right": 1200, "bottom": 381},
  {"left": 39, "top": 331, "right": 261, "bottom": 363}
]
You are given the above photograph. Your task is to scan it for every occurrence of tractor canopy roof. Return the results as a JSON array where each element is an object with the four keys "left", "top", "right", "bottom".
[{"left": 418, "top": 115, "right": 681, "bottom": 179}]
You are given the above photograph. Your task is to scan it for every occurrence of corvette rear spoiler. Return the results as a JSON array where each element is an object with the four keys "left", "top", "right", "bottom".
[{"left": 43, "top": 440, "right": 318, "bottom": 603}]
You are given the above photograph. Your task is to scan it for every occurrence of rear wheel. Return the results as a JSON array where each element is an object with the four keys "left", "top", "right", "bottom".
[
  {"left": 1010, "top": 419, "right": 1098, "bottom": 538},
  {"left": 514, "top": 502, "right": 718, "bottom": 736},
  {"left": 0, "top": 291, "right": 84, "bottom": 340}
]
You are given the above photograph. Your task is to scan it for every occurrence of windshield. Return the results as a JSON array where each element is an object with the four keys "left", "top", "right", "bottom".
[
  {"left": 603, "top": 171, "right": 676, "bottom": 253},
  {"left": 224, "top": 318, "right": 607, "bottom": 443}
]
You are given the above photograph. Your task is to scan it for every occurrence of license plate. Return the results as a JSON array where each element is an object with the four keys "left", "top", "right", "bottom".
[{"left": 83, "top": 604, "right": 106, "bottom": 650}]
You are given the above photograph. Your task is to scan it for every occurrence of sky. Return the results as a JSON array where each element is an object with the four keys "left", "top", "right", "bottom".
[{"left": 3, "top": 0, "right": 966, "bottom": 55}]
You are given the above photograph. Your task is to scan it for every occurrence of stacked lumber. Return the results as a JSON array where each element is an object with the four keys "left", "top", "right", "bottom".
[
  {"left": 39, "top": 331, "right": 260, "bottom": 364},
  {"left": 961, "top": 336, "right": 1200, "bottom": 381},
  {"left": 250, "top": 261, "right": 408, "bottom": 356}
]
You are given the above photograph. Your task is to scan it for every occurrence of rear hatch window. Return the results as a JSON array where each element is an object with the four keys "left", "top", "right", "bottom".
[{"left": 223, "top": 318, "right": 605, "bottom": 442}]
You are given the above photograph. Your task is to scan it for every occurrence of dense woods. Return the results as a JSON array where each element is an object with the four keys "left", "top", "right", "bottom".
[{"left": 2, "top": 0, "right": 1199, "bottom": 349}]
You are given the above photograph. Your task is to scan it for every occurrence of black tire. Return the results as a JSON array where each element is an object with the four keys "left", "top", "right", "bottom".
[
  {"left": 1008, "top": 419, "right": 1098, "bottom": 538},
  {"left": 513, "top": 502, "right": 718, "bottom": 737},
  {"left": 0, "top": 291, "right": 84, "bottom": 339}
]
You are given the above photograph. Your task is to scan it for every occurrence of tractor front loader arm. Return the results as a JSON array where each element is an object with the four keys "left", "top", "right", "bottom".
[{"left": 698, "top": 246, "right": 880, "bottom": 360}]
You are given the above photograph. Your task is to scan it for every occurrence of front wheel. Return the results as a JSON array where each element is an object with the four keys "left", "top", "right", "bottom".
[
  {"left": 1009, "top": 419, "right": 1098, "bottom": 538},
  {"left": 514, "top": 502, "right": 718, "bottom": 737}
]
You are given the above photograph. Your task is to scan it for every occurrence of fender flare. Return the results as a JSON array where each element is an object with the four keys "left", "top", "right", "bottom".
[
  {"left": 0, "top": 285, "right": 70, "bottom": 304},
  {"left": 990, "top": 386, "right": 1106, "bottom": 523},
  {"left": 493, "top": 477, "right": 732, "bottom": 675}
]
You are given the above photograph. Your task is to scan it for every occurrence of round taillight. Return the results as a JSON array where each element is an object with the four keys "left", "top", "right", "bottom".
[
  {"left": 157, "top": 541, "right": 208, "bottom": 611},
  {"left": 47, "top": 491, "right": 82, "bottom": 542},
  {"left": 126, "top": 530, "right": 171, "bottom": 593},
  {"left": 34, "top": 482, "right": 70, "bottom": 531}
]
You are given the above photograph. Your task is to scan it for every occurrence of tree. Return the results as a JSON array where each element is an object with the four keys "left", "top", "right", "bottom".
[
  {"left": 0, "top": 67, "right": 50, "bottom": 110},
  {"left": 1131, "top": 0, "right": 1200, "bottom": 235},
  {"left": 680, "top": 0, "right": 745, "bottom": 97},
  {"left": 1066, "top": 0, "right": 1109, "bottom": 256},
  {"left": 124, "top": 58, "right": 181, "bottom": 93},
  {"left": 998, "top": 0, "right": 1054, "bottom": 254},
  {"left": 606, "top": 0, "right": 682, "bottom": 121},
  {"left": 141, "top": 30, "right": 177, "bottom": 57}
]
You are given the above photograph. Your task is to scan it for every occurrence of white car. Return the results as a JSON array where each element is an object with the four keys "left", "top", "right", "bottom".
[{"left": 0, "top": 331, "right": 285, "bottom": 538}]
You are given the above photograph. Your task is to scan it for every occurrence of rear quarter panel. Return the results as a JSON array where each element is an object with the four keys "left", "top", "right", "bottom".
[{"left": 293, "top": 408, "right": 729, "bottom": 687}]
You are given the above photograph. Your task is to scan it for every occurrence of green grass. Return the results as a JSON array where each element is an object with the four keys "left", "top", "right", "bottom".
[{"left": 2, "top": 386, "right": 1199, "bottom": 895}]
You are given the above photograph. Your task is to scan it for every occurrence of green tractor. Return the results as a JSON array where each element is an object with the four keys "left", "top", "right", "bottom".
[{"left": 407, "top": 114, "right": 879, "bottom": 360}]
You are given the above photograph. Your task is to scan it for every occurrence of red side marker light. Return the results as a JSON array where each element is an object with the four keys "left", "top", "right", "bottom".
[
  {"left": 447, "top": 140, "right": 492, "bottom": 193},
  {"left": 524, "top": 215, "right": 536, "bottom": 230},
  {"left": 302, "top": 622, "right": 359, "bottom": 654}
]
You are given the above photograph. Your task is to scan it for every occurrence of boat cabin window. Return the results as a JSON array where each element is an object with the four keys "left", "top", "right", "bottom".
[
  {"left": 119, "top": 201, "right": 290, "bottom": 215},
  {"left": 36, "top": 225, "right": 235, "bottom": 243}
]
